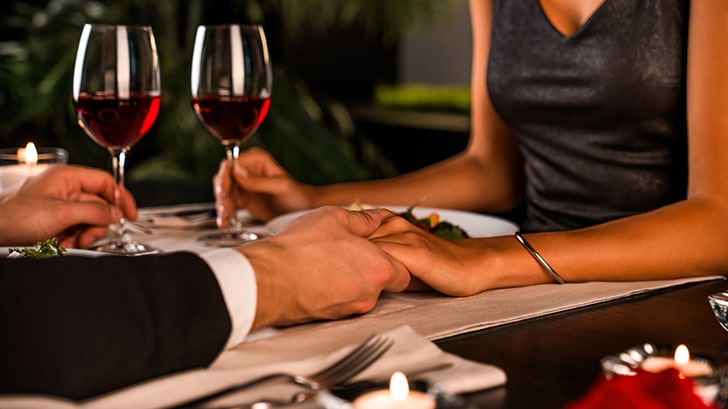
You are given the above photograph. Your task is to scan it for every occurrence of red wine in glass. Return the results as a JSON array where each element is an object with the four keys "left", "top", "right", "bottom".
[
  {"left": 191, "top": 24, "right": 273, "bottom": 247},
  {"left": 72, "top": 24, "right": 160, "bottom": 255},
  {"left": 191, "top": 96, "right": 270, "bottom": 143},
  {"left": 74, "top": 93, "right": 160, "bottom": 148}
]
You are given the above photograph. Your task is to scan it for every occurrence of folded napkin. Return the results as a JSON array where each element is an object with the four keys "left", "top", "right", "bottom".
[
  {"left": 0, "top": 326, "right": 505, "bottom": 409},
  {"left": 564, "top": 369, "right": 718, "bottom": 409}
]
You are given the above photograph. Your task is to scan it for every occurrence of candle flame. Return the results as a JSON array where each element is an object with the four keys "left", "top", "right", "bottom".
[
  {"left": 19, "top": 142, "right": 38, "bottom": 165},
  {"left": 389, "top": 371, "right": 409, "bottom": 400},
  {"left": 674, "top": 344, "right": 690, "bottom": 365}
]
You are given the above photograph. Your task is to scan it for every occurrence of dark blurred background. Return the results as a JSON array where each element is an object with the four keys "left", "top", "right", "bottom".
[{"left": 0, "top": 0, "right": 472, "bottom": 206}]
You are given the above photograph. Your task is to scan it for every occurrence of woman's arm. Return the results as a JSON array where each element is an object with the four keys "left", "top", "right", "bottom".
[{"left": 316, "top": 0, "right": 522, "bottom": 211}]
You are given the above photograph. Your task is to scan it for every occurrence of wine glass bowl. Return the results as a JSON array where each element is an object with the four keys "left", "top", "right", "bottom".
[
  {"left": 72, "top": 24, "right": 160, "bottom": 255},
  {"left": 191, "top": 95, "right": 270, "bottom": 146},
  {"left": 191, "top": 24, "right": 272, "bottom": 246},
  {"left": 74, "top": 93, "right": 160, "bottom": 149}
]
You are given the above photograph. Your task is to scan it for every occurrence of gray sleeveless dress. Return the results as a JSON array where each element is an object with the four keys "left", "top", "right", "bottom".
[{"left": 487, "top": 0, "right": 689, "bottom": 232}]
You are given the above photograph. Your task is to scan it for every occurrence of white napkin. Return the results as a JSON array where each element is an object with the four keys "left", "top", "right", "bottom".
[{"left": 0, "top": 326, "right": 505, "bottom": 409}]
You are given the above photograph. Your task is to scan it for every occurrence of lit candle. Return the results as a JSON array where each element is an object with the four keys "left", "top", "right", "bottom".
[
  {"left": 0, "top": 142, "right": 66, "bottom": 191},
  {"left": 352, "top": 372, "right": 436, "bottom": 409},
  {"left": 640, "top": 344, "right": 714, "bottom": 378},
  {"left": 20, "top": 141, "right": 40, "bottom": 166}
]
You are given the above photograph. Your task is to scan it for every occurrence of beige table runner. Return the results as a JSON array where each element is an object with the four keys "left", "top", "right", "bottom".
[{"left": 241, "top": 275, "right": 725, "bottom": 349}]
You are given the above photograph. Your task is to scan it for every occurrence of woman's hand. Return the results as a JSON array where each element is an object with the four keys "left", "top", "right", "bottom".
[
  {"left": 369, "top": 209, "right": 493, "bottom": 296},
  {"left": 214, "top": 147, "right": 315, "bottom": 225},
  {"left": 0, "top": 165, "right": 137, "bottom": 248}
]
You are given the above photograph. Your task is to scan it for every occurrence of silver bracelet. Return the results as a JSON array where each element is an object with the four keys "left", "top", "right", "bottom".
[{"left": 514, "top": 231, "right": 566, "bottom": 284}]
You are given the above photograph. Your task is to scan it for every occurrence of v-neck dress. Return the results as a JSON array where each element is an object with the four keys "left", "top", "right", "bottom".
[{"left": 487, "top": 0, "right": 690, "bottom": 232}]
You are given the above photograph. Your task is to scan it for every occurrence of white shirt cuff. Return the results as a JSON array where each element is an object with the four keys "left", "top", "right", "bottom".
[{"left": 199, "top": 248, "right": 257, "bottom": 349}]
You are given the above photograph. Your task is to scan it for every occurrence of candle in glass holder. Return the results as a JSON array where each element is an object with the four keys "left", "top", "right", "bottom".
[
  {"left": 352, "top": 372, "right": 436, "bottom": 409},
  {"left": 0, "top": 142, "right": 68, "bottom": 191},
  {"left": 640, "top": 344, "right": 713, "bottom": 378},
  {"left": 640, "top": 344, "right": 718, "bottom": 406}
]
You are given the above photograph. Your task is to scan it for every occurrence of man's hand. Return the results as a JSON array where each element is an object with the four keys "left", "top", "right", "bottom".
[
  {"left": 0, "top": 165, "right": 137, "bottom": 248},
  {"left": 239, "top": 206, "right": 410, "bottom": 329}
]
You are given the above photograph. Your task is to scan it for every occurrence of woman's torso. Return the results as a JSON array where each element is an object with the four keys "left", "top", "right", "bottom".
[{"left": 487, "top": 0, "right": 689, "bottom": 232}]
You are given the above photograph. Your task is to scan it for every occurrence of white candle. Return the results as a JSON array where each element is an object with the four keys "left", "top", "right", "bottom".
[
  {"left": 0, "top": 142, "right": 67, "bottom": 192},
  {"left": 640, "top": 344, "right": 714, "bottom": 378},
  {"left": 352, "top": 372, "right": 436, "bottom": 409},
  {"left": 0, "top": 142, "right": 47, "bottom": 191}
]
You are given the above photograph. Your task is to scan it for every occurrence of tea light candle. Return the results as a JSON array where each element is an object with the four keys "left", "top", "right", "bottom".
[
  {"left": 640, "top": 344, "right": 714, "bottom": 378},
  {"left": 0, "top": 142, "right": 66, "bottom": 191},
  {"left": 352, "top": 372, "right": 436, "bottom": 409}
]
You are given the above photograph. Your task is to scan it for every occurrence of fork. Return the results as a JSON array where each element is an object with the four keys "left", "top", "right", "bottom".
[{"left": 175, "top": 334, "right": 393, "bottom": 408}]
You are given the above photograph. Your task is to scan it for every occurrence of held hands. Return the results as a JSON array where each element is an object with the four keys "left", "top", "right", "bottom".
[
  {"left": 239, "top": 206, "right": 410, "bottom": 329},
  {"left": 369, "top": 209, "right": 494, "bottom": 296},
  {"left": 214, "top": 147, "right": 314, "bottom": 225},
  {"left": 0, "top": 165, "right": 137, "bottom": 248}
]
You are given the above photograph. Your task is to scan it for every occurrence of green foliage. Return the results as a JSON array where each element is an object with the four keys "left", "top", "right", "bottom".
[{"left": 0, "top": 0, "right": 449, "bottom": 185}]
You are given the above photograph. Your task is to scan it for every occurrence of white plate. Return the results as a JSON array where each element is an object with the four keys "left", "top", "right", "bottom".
[
  {"left": 0, "top": 246, "right": 106, "bottom": 258},
  {"left": 266, "top": 206, "right": 519, "bottom": 238}
]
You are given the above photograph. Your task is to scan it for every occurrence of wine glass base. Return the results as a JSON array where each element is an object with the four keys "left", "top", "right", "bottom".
[
  {"left": 198, "top": 230, "right": 268, "bottom": 247},
  {"left": 91, "top": 240, "right": 159, "bottom": 256}
]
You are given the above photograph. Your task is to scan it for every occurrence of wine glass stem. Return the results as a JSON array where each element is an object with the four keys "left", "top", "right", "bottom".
[
  {"left": 109, "top": 147, "right": 128, "bottom": 238},
  {"left": 224, "top": 143, "right": 242, "bottom": 230}
]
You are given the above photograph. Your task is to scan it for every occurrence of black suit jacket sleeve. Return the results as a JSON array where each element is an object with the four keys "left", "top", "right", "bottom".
[{"left": 0, "top": 252, "right": 232, "bottom": 401}]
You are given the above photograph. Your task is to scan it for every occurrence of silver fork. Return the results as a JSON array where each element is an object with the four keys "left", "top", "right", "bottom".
[{"left": 175, "top": 334, "right": 393, "bottom": 408}]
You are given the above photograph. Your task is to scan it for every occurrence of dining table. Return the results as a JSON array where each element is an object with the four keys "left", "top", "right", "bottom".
[
  {"left": 439, "top": 278, "right": 728, "bottom": 408},
  {"left": 126, "top": 201, "right": 728, "bottom": 409},
  {"left": 3, "top": 199, "right": 726, "bottom": 409}
]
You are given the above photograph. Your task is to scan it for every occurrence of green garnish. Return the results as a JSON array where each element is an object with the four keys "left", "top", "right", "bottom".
[{"left": 8, "top": 238, "right": 66, "bottom": 259}]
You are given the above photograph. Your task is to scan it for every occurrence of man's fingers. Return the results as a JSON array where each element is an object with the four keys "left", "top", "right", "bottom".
[
  {"left": 285, "top": 207, "right": 383, "bottom": 238},
  {"left": 342, "top": 208, "right": 383, "bottom": 238},
  {"left": 56, "top": 201, "right": 122, "bottom": 230}
]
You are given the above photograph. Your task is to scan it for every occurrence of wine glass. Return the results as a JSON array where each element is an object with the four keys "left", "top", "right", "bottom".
[
  {"left": 191, "top": 24, "right": 272, "bottom": 246},
  {"left": 72, "top": 24, "right": 160, "bottom": 255}
]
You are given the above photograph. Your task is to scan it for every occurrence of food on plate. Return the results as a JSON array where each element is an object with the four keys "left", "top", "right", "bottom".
[
  {"left": 346, "top": 201, "right": 470, "bottom": 240},
  {"left": 397, "top": 204, "right": 470, "bottom": 240},
  {"left": 8, "top": 237, "right": 66, "bottom": 259}
]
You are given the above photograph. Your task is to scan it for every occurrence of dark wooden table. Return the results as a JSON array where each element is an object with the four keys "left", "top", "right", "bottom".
[{"left": 436, "top": 278, "right": 728, "bottom": 408}]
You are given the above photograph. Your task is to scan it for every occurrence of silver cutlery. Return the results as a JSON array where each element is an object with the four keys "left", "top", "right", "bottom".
[
  {"left": 128, "top": 207, "right": 216, "bottom": 234},
  {"left": 138, "top": 208, "right": 216, "bottom": 225},
  {"left": 174, "top": 334, "right": 393, "bottom": 408}
]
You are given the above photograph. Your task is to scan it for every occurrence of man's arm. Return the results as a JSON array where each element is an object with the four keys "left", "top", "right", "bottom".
[{"left": 0, "top": 252, "right": 231, "bottom": 400}]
